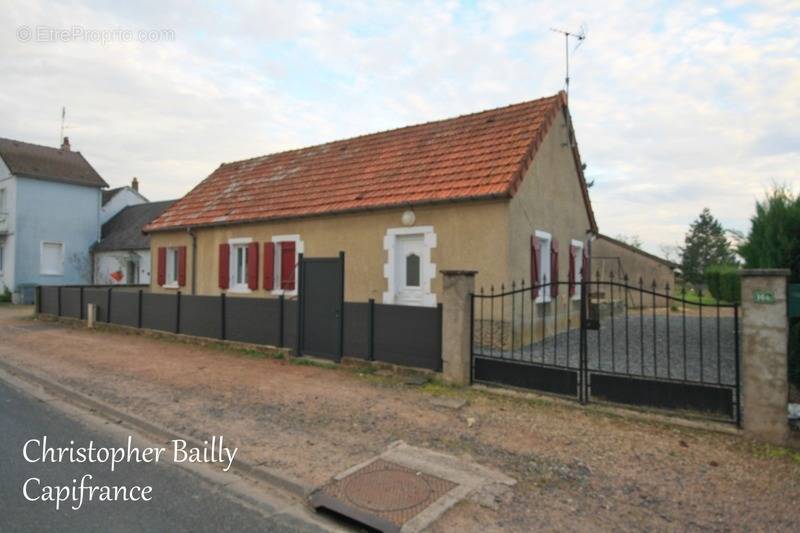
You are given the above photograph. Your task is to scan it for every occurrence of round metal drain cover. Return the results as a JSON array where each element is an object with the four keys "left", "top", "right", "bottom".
[{"left": 343, "top": 467, "right": 432, "bottom": 512}]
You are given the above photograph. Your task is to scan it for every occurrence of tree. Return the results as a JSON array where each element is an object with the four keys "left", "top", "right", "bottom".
[
  {"left": 679, "top": 208, "right": 737, "bottom": 283},
  {"left": 614, "top": 234, "right": 644, "bottom": 250},
  {"left": 738, "top": 186, "right": 800, "bottom": 283}
]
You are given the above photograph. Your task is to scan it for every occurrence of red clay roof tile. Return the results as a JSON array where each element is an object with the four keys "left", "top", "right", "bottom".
[{"left": 145, "top": 91, "right": 596, "bottom": 232}]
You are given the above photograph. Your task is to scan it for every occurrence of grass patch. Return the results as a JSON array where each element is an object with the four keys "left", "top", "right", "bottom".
[
  {"left": 290, "top": 357, "right": 337, "bottom": 369},
  {"left": 749, "top": 442, "right": 800, "bottom": 465}
]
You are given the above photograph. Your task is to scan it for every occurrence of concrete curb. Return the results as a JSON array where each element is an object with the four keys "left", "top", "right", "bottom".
[{"left": 0, "top": 357, "right": 311, "bottom": 498}]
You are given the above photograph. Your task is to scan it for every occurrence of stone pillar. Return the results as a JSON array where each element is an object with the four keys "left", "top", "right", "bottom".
[
  {"left": 739, "top": 269, "right": 790, "bottom": 444},
  {"left": 441, "top": 270, "right": 477, "bottom": 386}
]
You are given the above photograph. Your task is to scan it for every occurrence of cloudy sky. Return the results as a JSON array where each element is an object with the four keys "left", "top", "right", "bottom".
[{"left": 2, "top": 0, "right": 798, "bottom": 255}]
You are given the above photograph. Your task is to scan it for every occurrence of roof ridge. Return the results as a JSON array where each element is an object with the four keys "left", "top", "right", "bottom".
[
  {"left": 0, "top": 136, "right": 73, "bottom": 153},
  {"left": 219, "top": 93, "right": 563, "bottom": 168}
]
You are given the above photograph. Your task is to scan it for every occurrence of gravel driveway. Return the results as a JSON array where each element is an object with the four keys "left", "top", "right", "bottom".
[{"left": 476, "top": 313, "right": 738, "bottom": 386}]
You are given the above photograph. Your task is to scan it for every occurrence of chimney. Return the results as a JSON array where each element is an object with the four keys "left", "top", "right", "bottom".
[
  {"left": 60, "top": 136, "right": 71, "bottom": 151},
  {"left": 131, "top": 177, "right": 139, "bottom": 192}
]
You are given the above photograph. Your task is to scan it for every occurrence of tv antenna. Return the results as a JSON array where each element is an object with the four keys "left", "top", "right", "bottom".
[
  {"left": 59, "top": 106, "right": 66, "bottom": 143},
  {"left": 550, "top": 26, "right": 586, "bottom": 99}
]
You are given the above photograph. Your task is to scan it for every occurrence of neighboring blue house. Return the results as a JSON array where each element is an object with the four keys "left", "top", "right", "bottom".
[{"left": 0, "top": 137, "right": 108, "bottom": 302}]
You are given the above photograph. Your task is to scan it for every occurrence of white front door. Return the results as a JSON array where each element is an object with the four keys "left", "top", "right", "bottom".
[{"left": 394, "top": 234, "right": 425, "bottom": 306}]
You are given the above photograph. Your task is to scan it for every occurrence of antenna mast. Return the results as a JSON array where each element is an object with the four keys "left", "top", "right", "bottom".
[
  {"left": 550, "top": 27, "right": 586, "bottom": 99},
  {"left": 59, "top": 106, "right": 66, "bottom": 143}
]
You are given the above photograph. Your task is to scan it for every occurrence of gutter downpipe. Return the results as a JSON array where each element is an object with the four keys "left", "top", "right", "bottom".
[{"left": 186, "top": 227, "right": 197, "bottom": 295}]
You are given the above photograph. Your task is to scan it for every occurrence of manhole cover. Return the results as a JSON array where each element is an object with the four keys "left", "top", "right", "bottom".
[{"left": 310, "top": 459, "right": 456, "bottom": 532}]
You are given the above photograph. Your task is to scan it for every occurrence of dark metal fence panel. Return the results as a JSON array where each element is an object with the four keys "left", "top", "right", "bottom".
[
  {"left": 225, "top": 297, "right": 281, "bottom": 346},
  {"left": 40, "top": 287, "right": 59, "bottom": 315},
  {"left": 61, "top": 288, "right": 82, "bottom": 318},
  {"left": 374, "top": 303, "right": 441, "bottom": 370},
  {"left": 179, "top": 295, "right": 222, "bottom": 339},
  {"left": 343, "top": 302, "right": 370, "bottom": 359},
  {"left": 141, "top": 293, "right": 178, "bottom": 333},
  {"left": 283, "top": 300, "right": 298, "bottom": 349},
  {"left": 110, "top": 291, "right": 139, "bottom": 328},
  {"left": 84, "top": 288, "right": 109, "bottom": 322}
]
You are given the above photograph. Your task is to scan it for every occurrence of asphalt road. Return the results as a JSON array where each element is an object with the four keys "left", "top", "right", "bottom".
[{"left": 0, "top": 379, "right": 325, "bottom": 533}]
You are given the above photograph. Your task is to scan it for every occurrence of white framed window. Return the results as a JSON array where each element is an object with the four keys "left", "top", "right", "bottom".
[
  {"left": 535, "top": 230, "right": 551, "bottom": 303},
  {"left": 0, "top": 241, "right": 4, "bottom": 275},
  {"left": 270, "top": 234, "right": 303, "bottom": 296},
  {"left": 228, "top": 238, "right": 251, "bottom": 293},
  {"left": 0, "top": 188, "right": 6, "bottom": 211},
  {"left": 40, "top": 241, "right": 64, "bottom": 276},
  {"left": 164, "top": 247, "right": 180, "bottom": 287},
  {"left": 571, "top": 239, "right": 584, "bottom": 300},
  {"left": 383, "top": 226, "right": 437, "bottom": 307}
]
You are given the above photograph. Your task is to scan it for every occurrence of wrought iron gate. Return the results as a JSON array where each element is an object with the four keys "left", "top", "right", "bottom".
[{"left": 471, "top": 272, "right": 741, "bottom": 424}]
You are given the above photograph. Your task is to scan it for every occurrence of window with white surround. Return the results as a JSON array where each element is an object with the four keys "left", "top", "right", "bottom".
[
  {"left": 165, "top": 247, "right": 179, "bottom": 286},
  {"left": 383, "top": 226, "right": 437, "bottom": 307},
  {"left": 229, "top": 240, "right": 250, "bottom": 292},
  {"left": 0, "top": 241, "right": 4, "bottom": 275},
  {"left": 270, "top": 235, "right": 303, "bottom": 295},
  {"left": 41, "top": 242, "right": 64, "bottom": 276},
  {"left": 0, "top": 188, "right": 6, "bottom": 211},
  {"left": 535, "top": 230, "right": 551, "bottom": 303},
  {"left": 571, "top": 239, "right": 584, "bottom": 300}
]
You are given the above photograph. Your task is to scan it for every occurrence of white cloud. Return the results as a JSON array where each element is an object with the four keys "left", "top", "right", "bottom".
[{"left": 0, "top": 0, "right": 797, "bottom": 255}]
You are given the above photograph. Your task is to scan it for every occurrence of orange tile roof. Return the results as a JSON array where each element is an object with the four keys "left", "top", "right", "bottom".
[{"left": 145, "top": 91, "right": 596, "bottom": 232}]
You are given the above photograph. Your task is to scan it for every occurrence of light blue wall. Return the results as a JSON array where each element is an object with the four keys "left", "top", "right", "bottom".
[{"left": 14, "top": 177, "right": 100, "bottom": 287}]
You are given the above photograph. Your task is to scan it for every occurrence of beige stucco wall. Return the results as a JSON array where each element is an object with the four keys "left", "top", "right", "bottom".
[
  {"left": 592, "top": 236, "right": 675, "bottom": 290},
  {"left": 150, "top": 200, "right": 508, "bottom": 303}
]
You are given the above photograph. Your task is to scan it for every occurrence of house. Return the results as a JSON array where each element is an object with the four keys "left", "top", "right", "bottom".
[
  {"left": 144, "top": 92, "right": 597, "bottom": 308},
  {"left": 592, "top": 233, "right": 677, "bottom": 290},
  {"left": 0, "top": 136, "right": 108, "bottom": 302},
  {"left": 93, "top": 199, "right": 176, "bottom": 285},
  {"left": 101, "top": 177, "right": 148, "bottom": 224}
]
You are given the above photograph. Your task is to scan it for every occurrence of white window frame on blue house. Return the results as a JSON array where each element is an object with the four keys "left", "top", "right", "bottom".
[{"left": 40, "top": 241, "right": 64, "bottom": 276}]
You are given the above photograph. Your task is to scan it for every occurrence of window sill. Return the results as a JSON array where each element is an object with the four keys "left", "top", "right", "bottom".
[
  {"left": 162, "top": 283, "right": 179, "bottom": 290},
  {"left": 271, "top": 288, "right": 297, "bottom": 297},
  {"left": 228, "top": 286, "right": 252, "bottom": 294}
]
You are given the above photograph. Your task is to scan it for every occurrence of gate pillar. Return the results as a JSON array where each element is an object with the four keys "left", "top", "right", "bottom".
[
  {"left": 441, "top": 270, "right": 477, "bottom": 386},
  {"left": 739, "top": 269, "right": 791, "bottom": 444}
]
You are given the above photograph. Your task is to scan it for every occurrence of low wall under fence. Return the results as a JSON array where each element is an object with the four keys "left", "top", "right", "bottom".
[{"left": 36, "top": 286, "right": 442, "bottom": 372}]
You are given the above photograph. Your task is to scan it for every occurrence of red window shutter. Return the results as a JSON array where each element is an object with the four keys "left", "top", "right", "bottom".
[
  {"left": 177, "top": 246, "right": 187, "bottom": 287},
  {"left": 530, "top": 236, "right": 541, "bottom": 300},
  {"left": 157, "top": 247, "right": 166, "bottom": 286},
  {"left": 280, "top": 241, "right": 296, "bottom": 290},
  {"left": 568, "top": 245, "right": 577, "bottom": 296},
  {"left": 263, "top": 242, "right": 275, "bottom": 290},
  {"left": 550, "top": 239, "right": 559, "bottom": 297},
  {"left": 247, "top": 242, "right": 259, "bottom": 290},
  {"left": 218, "top": 243, "right": 230, "bottom": 290}
]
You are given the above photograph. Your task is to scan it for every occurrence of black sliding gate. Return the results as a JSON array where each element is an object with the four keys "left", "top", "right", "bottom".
[{"left": 471, "top": 273, "right": 741, "bottom": 425}]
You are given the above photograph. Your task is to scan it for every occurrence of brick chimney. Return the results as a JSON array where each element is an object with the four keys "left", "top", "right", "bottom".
[
  {"left": 131, "top": 177, "right": 139, "bottom": 192},
  {"left": 60, "top": 136, "right": 71, "bottom": 151}
]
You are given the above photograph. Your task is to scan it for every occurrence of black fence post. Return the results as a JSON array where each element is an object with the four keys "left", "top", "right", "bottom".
[
  {"left": 295, "top": 254, "right": 304, "bottom": 356},
  {"left": 220, "top": 293, "right": 226, "bottom": 340},
  {"left": 175, "top": 291, "right": 181, "bottom": 334},
  {"left": 57, "top": 286, "right": 62, "bottom": 316},
  {"left": 79, "top": 287, "right": 85, "bottom": 320},
  {"left": 278, "top": 294, "right": 285, "bottom": 347},
  {"left": 338, "top": 251, "right": 345, "bottom": 361},
  {"left": 367, "top": 298, "right": 375, "bottom": 361},
  {"left": 106, "top": 288, "right": 112, "bottom": 323},
  {"left": 35, "top": 285, "right": 42, "bottom": 315},
  {"left": 436, "top": 302, "right": 444, "bottom": 372},
  {"left": 137, "top": 289, "right": 143, "bottom": 329}
]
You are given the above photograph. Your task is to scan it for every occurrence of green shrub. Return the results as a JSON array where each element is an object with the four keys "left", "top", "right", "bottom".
[
  {"left": 704, "top": 265, "right": 740, "bottom": 302},
  {"left": 0, "top": 285, "right": 11, "bottom": 303}
]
